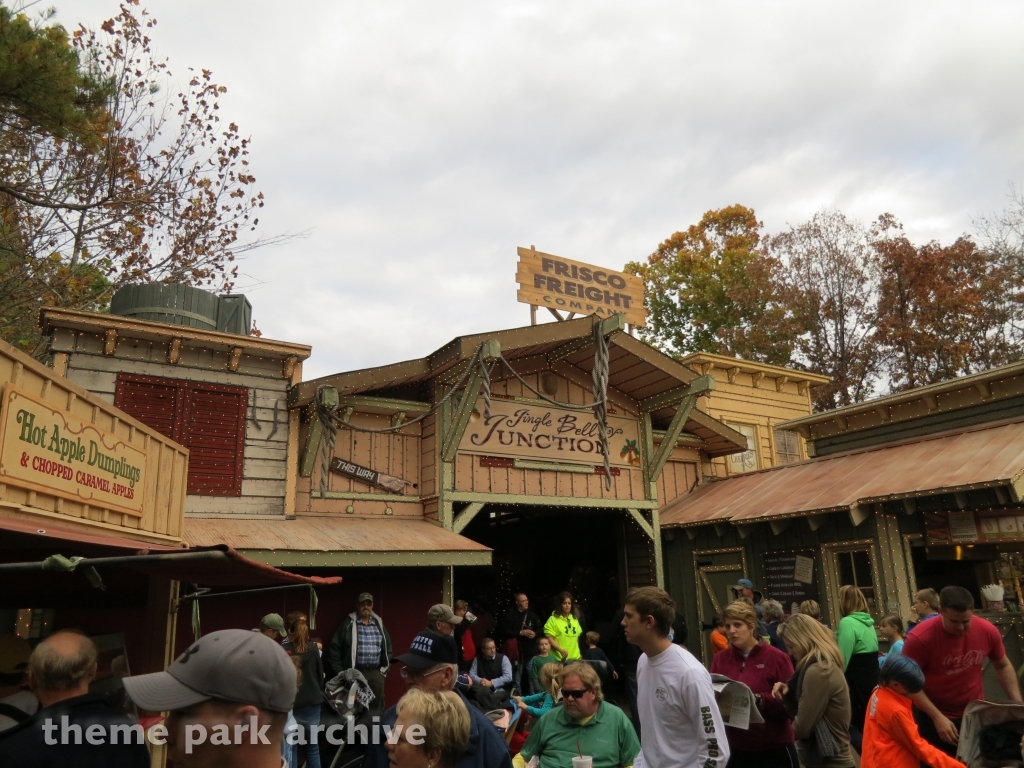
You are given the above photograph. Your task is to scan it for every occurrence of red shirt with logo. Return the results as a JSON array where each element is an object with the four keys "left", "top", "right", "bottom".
[{"left": 901, "top": 613, "right": 1005, "bottom": 718}]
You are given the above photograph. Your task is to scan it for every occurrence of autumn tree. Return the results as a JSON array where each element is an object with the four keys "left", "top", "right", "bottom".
[
  {"left": 873, "top": 214, "right": 1014, "bottom": 390},
  {"left": 628, "top": 205, "right": 798, "bottom": 365},
  {"left": 771, "top": 210, "right": 880, "bottom": 409},
  {"left": 0, "top": 1, "right": 281, "bottom": 352}
]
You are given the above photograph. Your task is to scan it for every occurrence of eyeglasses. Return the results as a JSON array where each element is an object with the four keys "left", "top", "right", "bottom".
[
  {"left": 400, "top": 666, "right": 446, "bottom": 680},
  {"left": 561, "top": 688, "right": 589, "bottom": 699}
]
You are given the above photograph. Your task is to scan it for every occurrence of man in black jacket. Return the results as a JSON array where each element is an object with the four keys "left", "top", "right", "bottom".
[
  {"left": 500, "top": 592, "right": 540, "bottom": 694},
  {"left": 0, "top": 630, "right": 149, "bottom": 768}
]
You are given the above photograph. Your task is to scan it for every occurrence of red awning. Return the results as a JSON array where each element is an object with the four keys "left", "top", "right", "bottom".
[{"left": 0, "top": 514, "right": 181, "bottom": 551}]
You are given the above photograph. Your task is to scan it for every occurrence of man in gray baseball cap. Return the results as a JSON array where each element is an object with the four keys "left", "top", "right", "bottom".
[
  {"left": 123, "top": 629, "right": 297, "bottom": 768},
  {"left": 427, "top": 603, "right": 463, "bottom": 636}
]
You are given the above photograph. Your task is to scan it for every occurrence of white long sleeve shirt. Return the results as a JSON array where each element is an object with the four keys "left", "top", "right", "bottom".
[{"left": 634, "top": 644, "right": 729, "bottom": 768}]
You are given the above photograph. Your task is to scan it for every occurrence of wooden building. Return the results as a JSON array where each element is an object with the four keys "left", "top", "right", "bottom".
[{"left": 661, "top": 359, "right": 1024, "bottom": 673}]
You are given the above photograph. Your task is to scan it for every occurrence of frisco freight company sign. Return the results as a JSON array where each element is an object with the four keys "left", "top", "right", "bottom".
[
  {"left": 459, "top": 397, "right": 642, "bottom": 468},
  {"left": 0, "top": 385, "right": 147, "bottom": 516},
  {"left": 515, "top": 247, "right": 647, "bottom": 327}
]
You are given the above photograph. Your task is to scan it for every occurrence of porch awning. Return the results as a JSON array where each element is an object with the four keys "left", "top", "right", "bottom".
[
  {"left": 660, "top": 419, "right": 1024, "bottom": 527},
  {"left": 0, "top": 513, "right": 182, "bottom": 551},
  {"left": 182, "top": 516, "right": 493, "bottom": 568}
]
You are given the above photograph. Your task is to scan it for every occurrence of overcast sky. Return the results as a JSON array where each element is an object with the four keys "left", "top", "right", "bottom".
[{"left": 72, "top": 1, "right": 1024, "bottom": 379}]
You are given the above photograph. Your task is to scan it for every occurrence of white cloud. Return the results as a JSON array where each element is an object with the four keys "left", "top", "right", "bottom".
[{"left": 69, "top": 0, "right": 1024, "bottom": 377}]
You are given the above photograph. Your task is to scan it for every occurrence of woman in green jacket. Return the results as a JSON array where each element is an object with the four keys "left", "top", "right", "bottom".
[{"left": 835, "top": 585, "right": 879, "bottom": 750}]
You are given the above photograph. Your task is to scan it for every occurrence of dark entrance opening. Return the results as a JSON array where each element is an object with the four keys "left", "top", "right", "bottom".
[{"left": 453, "top": 506, "right": 628, "bottom": 643}]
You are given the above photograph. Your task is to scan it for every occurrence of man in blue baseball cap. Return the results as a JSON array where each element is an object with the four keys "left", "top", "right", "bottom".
[{"left": 363, "top": 628, "right": 511, "bottom": 768}]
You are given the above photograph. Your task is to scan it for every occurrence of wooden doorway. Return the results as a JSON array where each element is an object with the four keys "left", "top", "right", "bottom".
[{"left": 693, "top": 547, "right": 748, "bottom": 661}]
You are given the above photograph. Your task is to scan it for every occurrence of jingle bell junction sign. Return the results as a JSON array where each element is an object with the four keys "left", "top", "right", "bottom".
[{"left": 515, "top": 246, "right": 647, "bottom": 327}]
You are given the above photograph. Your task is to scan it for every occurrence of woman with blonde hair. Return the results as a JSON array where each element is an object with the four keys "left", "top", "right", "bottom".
[
  {"left": 835, "top": 585, "right": 878, "bottom": 748},
  {"left": 385, "top": 688, "right": 471, "bottom": 768},
  {"left": 284, "top": 611, "right": 326, "bottom": 768},
  {"left": 513, "top": 661, "right": 561, "bottom": 720},
  {"left": 773, "top": 614, "right": 855, "bottom": 768},
  {"left": 711, "top": 601, "right": 796, "bottom": 768}
]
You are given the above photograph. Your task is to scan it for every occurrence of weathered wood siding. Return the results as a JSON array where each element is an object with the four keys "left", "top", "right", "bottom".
[
  {"left": 296, "top": 411, "right": 422, "bottom": 517},
  {"left": 657, "top": 447, "right": 701, "bottom": 507},
  {"left": 53, "top": 327, "right": 291, "bottom": 516},
  {"left": 453, "top": 372, "right": 647, "bottom": 501},
  {"left": 698, "top": 369, "right": 815, "bottom": 478},
  {"left": 0, "top": 339, "right": 187, "bottom": 544}
]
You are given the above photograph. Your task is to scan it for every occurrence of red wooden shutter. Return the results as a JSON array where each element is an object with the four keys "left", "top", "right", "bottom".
[
  {"left": 115, "top": 375, "right": 186, "bottom": 443},
  {"left": 115, "top": 374, "right": 247, "bottom": 496},
  {"left": 183, "top": 384, "right": 247, "bottom": 496}
]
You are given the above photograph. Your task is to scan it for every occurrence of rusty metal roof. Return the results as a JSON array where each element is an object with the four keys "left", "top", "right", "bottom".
[
  {"left": 660, "top": 418, "right": 1024, "bottom": 527},
  {"left": 182, "top": 516, "right": 492, "bottom": 567}
]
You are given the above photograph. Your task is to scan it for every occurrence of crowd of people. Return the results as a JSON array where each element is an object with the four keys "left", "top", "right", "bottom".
[{"left": 0, "top": 580, "right": 1019, "bottom": 768}]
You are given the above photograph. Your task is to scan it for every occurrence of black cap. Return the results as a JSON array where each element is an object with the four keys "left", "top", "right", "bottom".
[{"left": 393, "top": 628, "right": 458, "bottom": 669}]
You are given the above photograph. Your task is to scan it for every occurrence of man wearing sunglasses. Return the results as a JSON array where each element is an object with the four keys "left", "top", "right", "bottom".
[
  {"left": 514, "top": 662, "right": 640, "bottom": 768},
  {"left": 363, "top": 628, "right": 512, "bottom": 768}
]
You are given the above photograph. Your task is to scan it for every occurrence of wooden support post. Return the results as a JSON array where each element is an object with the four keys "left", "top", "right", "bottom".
[
  {"left": 646, "top": 394, "right": 698, "bottom": 488},
  {"left": 299, "top": 386, "right": 338, "bottom": 478},
  {"left": 442, "top": 566, "right": 454, "bottom": 605},
  {"left": 735, "top": 523, "right": 757, "bottom": 539},
  {"left": 652, "top": 505, "right": 664, "bottom": 588},
  {"left": 453, "top": 502, "right": 486, "bottom": 534},
  {"left": 441, "top": 340, "right": 500, "bottom": 462},
  {"left": 530, "top": 304, "right": 538, "bottom": 326},
  {"left": 849, "top": 504, "right": 872, "bottom": 527},
  {"left": 626, "top": 508, "right": 654, "bottom": 541},
  {"left": 808, "top": 514, "right": 828, "bottom": 531},
  {"left": 639, "top": 412, "right": 657, "bottom": 501}
]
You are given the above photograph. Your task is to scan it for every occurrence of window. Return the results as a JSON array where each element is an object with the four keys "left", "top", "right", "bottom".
[
  {"left": 835, "top": 549, "right": 876, "bottom": 611},
  {"left": 115, "top": 374, "right": 247, "bottom": 496},
  {"left": 726, "top": 423, "right": 759, "bottom": 474},
  {"left": 773, "top": 429, "right": 802, "bottom": 465}
]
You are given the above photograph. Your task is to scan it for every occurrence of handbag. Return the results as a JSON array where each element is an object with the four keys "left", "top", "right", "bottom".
[{"left": 504, "top": 637, "right": 521, "bottom": 663}]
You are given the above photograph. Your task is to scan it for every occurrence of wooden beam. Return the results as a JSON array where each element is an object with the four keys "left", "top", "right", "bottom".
[
  {"left": 735, "top": 523, "right": 757, "bottom": 539},
  {"left": 445, "top": 491, "right": 659, "bottom": 510},
  {"left": 646, "top": 394, "right": 698, "bottom": 487},
  {"left": 684, "top": 527, "right": 697, "bottom": 540},
  {"left": 807, "top": 513, "right": 828, "bottom": 531},
  {"left": 626, "top": 508, "right": 654, "bottom": 541},
  {"left": 299, "top": 387, "right": 338, "bottom": 477},
  {"left": 547, "top": 307, "right": 565, "bottom": 322},
  {"left": 902, "top": 498, "right": 916, "bottom": 515},
  {"left": 954, "top": 491, "right": 968, "bottom": 510},
  {"left": 995, "top": 486, "right": 1010, "bottom": 505},
  {"left": 639, "top": 375, "right": 715, "bottom": 413},
  {"left": 849, "top": 504, "right": 872, "bottom": 527},
  {"left": 441, "top": 340, "right": 501, "bottom": 462},
  {"left": 769, "top": 519, "right": 792, "bottom": 535},
  {"left": 336, "top": 395, "right": 431, "bottom": 415},
  {"left": 453, "top": 502, "right": 486, "bottom": 534},
  {"left": 713, "top": 523, "right": 729, "bottom": 537}
]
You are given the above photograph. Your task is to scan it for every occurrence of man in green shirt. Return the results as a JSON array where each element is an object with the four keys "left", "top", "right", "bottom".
[{"left": 514, "top": 663, "right": 640, "bottom": 768}]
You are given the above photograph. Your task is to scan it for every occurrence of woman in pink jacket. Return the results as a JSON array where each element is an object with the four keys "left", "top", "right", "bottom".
[{"left": 711, "top": 601, "right": 797, "bottom": 768}]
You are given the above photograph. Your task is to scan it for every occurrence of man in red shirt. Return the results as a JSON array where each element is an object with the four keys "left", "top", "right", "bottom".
[{"left": 902, "top": 585, "right": 1022, "bottom": 755}]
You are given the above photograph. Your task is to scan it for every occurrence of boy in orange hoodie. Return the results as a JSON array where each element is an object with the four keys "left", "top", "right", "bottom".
[{"left": 861, "top": 655, "right": 962, "bottom": 768}]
